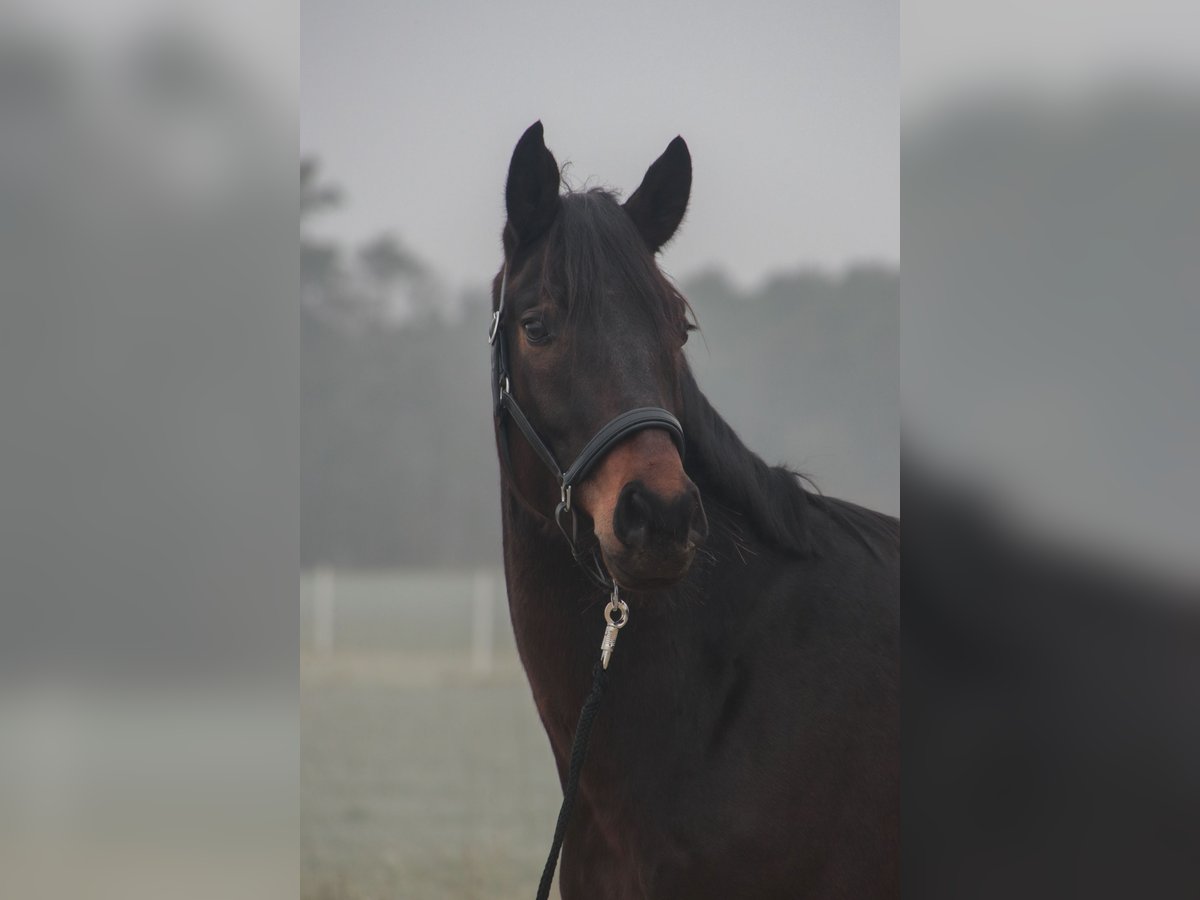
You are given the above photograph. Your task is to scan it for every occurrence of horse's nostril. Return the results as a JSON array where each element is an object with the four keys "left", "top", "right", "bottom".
[
  {"left": 614, "top": 484, "right": 652, "bottom": 549},
  {"left": 614, "top": 481, "right": 706, "bottom": 552}
]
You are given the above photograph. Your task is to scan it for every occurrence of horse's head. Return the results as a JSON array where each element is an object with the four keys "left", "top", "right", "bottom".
[{"left": 495, "top": 122, "right": 708, "bottom": 591}]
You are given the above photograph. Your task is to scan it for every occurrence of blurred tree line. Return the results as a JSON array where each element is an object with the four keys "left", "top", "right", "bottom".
[{"left": 302, "top": 160, "right": 898, "bottom": 568}]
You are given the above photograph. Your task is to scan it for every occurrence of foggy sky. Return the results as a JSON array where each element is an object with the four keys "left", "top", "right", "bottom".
[{"left": 301, "top": 0, "right": 898, "bottom": 291}]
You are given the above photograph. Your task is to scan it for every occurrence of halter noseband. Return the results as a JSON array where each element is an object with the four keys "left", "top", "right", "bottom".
[{"left": 490, "top": 263, "right": 685, "bottom": 589}]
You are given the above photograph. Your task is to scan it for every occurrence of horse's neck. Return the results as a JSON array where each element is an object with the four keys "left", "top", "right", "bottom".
[{"left": 500, "top": 487, "right": 753, "bottom": 740}]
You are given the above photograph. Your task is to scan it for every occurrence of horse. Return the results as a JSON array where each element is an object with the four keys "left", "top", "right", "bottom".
[{"left": 490, "top": 121, "right": 899, "bottom": 899}]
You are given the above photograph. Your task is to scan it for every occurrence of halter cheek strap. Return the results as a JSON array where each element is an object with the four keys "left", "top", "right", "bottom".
[{"left": 489, "top": 264, "right": 685, "bottom": 589}]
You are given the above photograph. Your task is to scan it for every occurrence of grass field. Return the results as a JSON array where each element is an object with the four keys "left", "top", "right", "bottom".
[{"left": 301, "top": 570, "right": 561, "bottom": 900}]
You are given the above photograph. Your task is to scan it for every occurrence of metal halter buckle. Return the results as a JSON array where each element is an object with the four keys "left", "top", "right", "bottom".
[
  {"left": 599, "top": 585, "right": 629, "bottom": 670},
  {"left": 488, "top": 310, "right": 501, "bottom": 345},
  {"left": 560, "top": 483, "right": 572, "bottom": 513}
]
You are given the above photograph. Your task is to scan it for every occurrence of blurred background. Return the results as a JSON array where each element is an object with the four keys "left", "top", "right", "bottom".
[
  {"left": 904, "top": 3, "right": 1200, "bottom": 898},
  {"left": 0, "top": 4, "right": 296, "bottom": 900},
  {"left": 2, "top": 0, "right": 1196, "bottom": 898},
  {"left": 300, "top": 1, "right": 896, "bottom": 897}
]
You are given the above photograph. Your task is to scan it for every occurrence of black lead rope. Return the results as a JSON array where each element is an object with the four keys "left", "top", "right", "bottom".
[
  {"left": 534, "top": 591, "right": 628, "bottom": 900},
  {"left": 535, "top": 660, "right": 610, "bottom": 900}
]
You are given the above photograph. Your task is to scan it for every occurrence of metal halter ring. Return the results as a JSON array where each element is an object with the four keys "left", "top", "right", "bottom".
[{"left": 604, "top": 597, "right": 629, "bottom": 629}]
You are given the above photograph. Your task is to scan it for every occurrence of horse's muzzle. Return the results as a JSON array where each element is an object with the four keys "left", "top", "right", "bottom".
[{"left": 603, "top": 479, "right": 708, "bottom": 589}]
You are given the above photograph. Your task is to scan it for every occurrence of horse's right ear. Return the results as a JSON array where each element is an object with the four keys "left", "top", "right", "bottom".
[
  {"left": 623, "top": 136, "right": 691, "bottom": 253},
  {"left": 504, "top": 121, "right": 560, "bottom": 255}
]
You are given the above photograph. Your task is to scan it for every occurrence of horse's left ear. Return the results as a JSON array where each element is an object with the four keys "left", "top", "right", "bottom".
[
  {"left": 505, "top": 121, "right": 561, "bottom": 256},
  {"left": 623, "top": 136, "right": 692, "bottom": 253}
]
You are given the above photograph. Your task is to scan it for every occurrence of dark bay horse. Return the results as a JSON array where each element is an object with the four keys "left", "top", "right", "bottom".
[{"left": 491, "top": 122, "right": 899, "bottom": 899}]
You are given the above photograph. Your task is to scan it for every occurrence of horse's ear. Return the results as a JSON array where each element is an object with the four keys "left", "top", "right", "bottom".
[
  {"left": 504, "top": 121, "right": 560, "bottom": 255},
  {"left": 624, "top": 136, "right": 692, "bottom": 253}
]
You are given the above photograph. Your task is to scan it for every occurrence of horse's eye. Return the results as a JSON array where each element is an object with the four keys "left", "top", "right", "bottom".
[{"left": 521, "top": 318, "right": 549, "bottom": 344}]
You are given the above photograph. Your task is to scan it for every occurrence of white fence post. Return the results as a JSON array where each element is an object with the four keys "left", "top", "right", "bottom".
[
  {"left": 470, "top": 570, "right": 495, "bottom": 676},
  {"left": 313, "top": 567, "right": 336, "bottom": 656}
]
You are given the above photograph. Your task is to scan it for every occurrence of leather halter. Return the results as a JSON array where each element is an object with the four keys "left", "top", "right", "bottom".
[{"left": 490, "top": 263, "right": 685, "bottom": 589}]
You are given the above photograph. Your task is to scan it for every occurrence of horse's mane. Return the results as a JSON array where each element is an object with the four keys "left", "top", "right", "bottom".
[{"left": 680, "top": 360, "right": 899, "bottom": 561}]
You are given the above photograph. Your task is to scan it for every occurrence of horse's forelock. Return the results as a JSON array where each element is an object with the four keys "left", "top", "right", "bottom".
[{"left": 537, "top": 190, "right": 691, "bottom": 356}]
